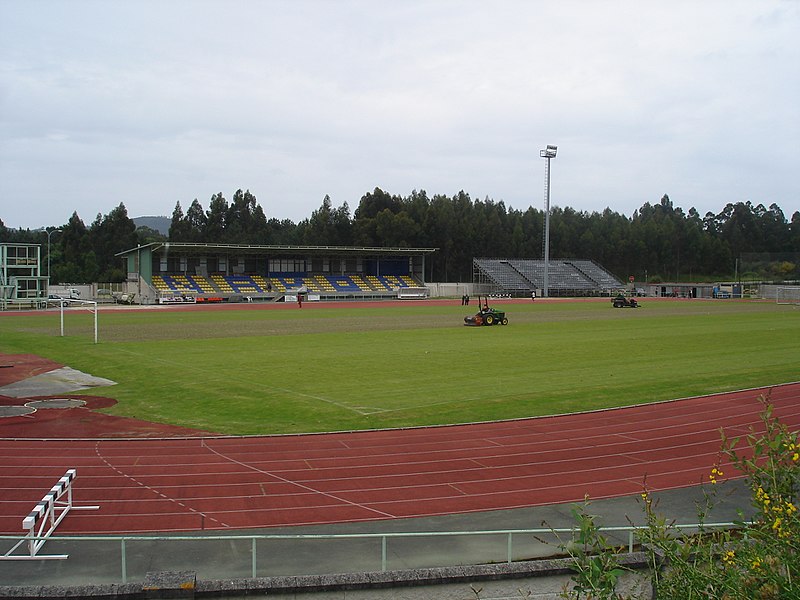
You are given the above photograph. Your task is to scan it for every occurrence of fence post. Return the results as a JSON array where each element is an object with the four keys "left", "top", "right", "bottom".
[
  {"left": 251, "top": 537, "right": 257, "bottom": 578},
  {"left": 381, "top": 536, "right": 387, "bottom": 572},
  {"left": 121, "top": 539, "right": 127, "bottom": 584},
  {"left": 507, "top": 533, "right": 513, "bottom": 563}
]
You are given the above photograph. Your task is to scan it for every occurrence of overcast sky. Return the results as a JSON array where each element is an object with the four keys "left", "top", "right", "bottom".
[{"left": 1, "top": 0, "right": 798, "bottom": 230}]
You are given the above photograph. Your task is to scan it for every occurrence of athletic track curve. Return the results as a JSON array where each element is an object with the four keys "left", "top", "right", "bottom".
[{"left": 1, "top": 383, "right": 799, "bottom": 535}]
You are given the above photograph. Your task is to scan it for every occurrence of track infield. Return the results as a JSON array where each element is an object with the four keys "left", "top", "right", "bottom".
[{"left": 1, "top": 298, "right": 799, "bottom": 534}]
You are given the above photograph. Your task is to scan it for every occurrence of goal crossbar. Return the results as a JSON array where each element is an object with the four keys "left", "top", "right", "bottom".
[{"left": 57, "top": 299, "right": 99, "bottom": 344}]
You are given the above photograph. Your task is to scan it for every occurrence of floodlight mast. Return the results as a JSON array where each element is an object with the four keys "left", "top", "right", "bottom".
[
  {"left": 46, "top": 228, "right": 62, "bottom": 289},
  {"left": 539, "top": 145, "right": 557, "bottom": 297}
]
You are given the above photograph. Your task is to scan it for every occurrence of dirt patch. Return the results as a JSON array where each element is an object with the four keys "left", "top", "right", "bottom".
[
  {"left": 0, "top": 394, "right": 216, "bottom": 438},
  {"left": 0, "top": 354, "right": 63, "bottom": 386},
  {"left": 0, "top": 353, "right": 216, "bottom": 438}
]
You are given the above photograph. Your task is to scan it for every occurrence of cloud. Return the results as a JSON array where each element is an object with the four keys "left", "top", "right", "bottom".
[{"left": 1, "top": 0, "right": 798, "bottom": 229}]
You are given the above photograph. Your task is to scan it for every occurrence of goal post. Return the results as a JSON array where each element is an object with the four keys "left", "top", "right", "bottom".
[
  {"left": 776, "top": 286, "right": 800, "bottom": 306},
  {"left": 57, "top": 299, "right": 99, "bottom": 344}
]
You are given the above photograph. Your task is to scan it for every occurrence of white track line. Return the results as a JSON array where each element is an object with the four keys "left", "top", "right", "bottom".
[
  {"left": 93, "top": 440, "right": 231, "bottom": 529},
  {"left": 199, "top": 438, "right": 396, "bottom": 519}
]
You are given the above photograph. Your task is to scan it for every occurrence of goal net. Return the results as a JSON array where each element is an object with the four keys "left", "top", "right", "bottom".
[{"left": 776, "top": 286, "right": 800, "bottom": 305}]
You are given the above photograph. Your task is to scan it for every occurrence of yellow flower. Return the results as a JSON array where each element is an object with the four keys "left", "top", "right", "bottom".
[
  {"left": 786, "top": 442, "right": 799, "bottom": 461},
  {"left": 722, "top": 550, "right": 736, "bottom": 565},
  {"left": 709, "top": 466, "right": 723, "bottom": 484}
]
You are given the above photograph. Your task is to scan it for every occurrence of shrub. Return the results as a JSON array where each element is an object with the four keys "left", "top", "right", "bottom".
[{"left": 561, "top": 395, "right": 799, "bottom": 599}]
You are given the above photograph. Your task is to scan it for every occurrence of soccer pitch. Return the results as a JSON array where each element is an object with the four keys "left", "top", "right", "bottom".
[{"left": 0, "top": 299, "right": 797, "bottom": 435}]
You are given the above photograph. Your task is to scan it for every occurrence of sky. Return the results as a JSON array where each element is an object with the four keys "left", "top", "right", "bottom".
[{"left": 1, "top": 0, "right": 798, "bottom": 230}]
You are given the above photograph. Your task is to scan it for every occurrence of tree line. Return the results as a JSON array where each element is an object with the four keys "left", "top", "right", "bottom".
[{"left": 2, "top": 188, "right": 799, "bottom": 284}]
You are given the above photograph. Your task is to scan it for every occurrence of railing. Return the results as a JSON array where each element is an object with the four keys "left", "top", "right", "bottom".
[{"left": 0, "top": 522, "right": 743, "bottom": 587}]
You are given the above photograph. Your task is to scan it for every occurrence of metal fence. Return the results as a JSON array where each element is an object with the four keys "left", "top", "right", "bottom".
[{"left": 0, "top": 522, "right": 741, "bottom": 587}]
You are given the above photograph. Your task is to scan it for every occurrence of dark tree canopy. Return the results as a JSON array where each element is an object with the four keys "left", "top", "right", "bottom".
[{"left": 3, "top": 190, "right": 799, "bottom": 283}]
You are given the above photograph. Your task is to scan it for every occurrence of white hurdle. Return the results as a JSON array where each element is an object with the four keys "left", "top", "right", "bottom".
[{"left": 1, "top": 469, "right": 99, "bottom": 560}]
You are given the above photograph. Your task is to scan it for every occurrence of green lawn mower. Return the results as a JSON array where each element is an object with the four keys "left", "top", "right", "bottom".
[{"left": 464, "top": 296, "right": 508, "bottom": 326}]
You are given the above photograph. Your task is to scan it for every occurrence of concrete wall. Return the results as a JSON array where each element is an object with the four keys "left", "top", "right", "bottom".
[
  {"left": 2, "top": 555, "right": 653, "bottom": 600},
  {"left": 424, "top": 282, "right": 475, "bottom": 298}
]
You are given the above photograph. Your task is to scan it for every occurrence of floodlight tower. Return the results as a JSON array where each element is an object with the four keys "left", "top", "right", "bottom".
[
  {"left": 539, "top": 144, "right": 557, "bottom": 297},
  {"left": 46, "top": 228, "right": 61, "bottom": 287}
]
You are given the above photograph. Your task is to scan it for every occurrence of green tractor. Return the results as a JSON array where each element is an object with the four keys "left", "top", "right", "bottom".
[
  {"left": 464, "top": 296, "right": 508, "bottom": 326},
  {"left": 612, "top": 293, "right": 640, "bottom": 308}
]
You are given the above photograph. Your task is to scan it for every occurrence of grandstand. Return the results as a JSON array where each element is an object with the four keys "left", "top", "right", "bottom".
[
  {"left": 117, "top": 243, "right": 435, "bottom": 304},
  {"left": 150, "top": 273, "right": 425, "bottom": 301},
  {"left": 472, "top": 258, "right": 622, "bottom": 297}
]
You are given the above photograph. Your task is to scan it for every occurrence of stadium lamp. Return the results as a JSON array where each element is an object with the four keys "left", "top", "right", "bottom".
[
  {"left": 540, "top": 145, "right": 558, "bottom": 159},
  {"left": 540, "top": 145, "right": 557, "bottom": 297}
]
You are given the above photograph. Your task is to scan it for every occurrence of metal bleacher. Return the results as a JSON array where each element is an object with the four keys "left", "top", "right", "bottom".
[
  {"left": 566, "top": 260, "right": 622, "bottom": 289},
  {"left": 512, "top": 260, "right": 595, "bottom": 291},
  {"left": 473, "top": 258, "right": 622, "bottom": 296},
  {"left": 472, "top": 259, "right": 531, "bottom": 292}
]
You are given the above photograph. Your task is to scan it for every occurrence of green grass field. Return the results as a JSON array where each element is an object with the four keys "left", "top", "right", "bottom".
[{"left": 0, "top": 299, "right": 797, "bottom": 435}]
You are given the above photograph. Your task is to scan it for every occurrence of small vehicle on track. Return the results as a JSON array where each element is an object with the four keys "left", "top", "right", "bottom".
[
  {"left": 464, "top": 296, "right": 509, "bottom": 326},
  {"left": 612, "top": 294, "right": 640, "bottom": 308}
]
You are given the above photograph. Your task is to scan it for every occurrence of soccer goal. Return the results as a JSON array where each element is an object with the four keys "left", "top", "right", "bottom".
[
  {"left": 776, "top": 286, "right": 800, "bottom": 306},
  {"left": 397, "top": 287, "right": 430, "bottom": 299},
  {"left": 55, "top": 299, "right": 99, "bottom": 343}
]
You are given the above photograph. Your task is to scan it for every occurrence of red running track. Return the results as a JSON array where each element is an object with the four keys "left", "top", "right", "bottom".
[{"left": 1, "top": 383, "right": 799, "bottom": 534}]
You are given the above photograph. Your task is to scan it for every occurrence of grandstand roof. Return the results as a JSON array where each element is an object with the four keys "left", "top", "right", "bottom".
[{"left": 117, "top": 242, "right": 438, "bottom": 258}]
